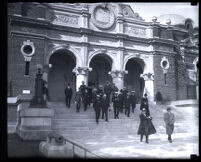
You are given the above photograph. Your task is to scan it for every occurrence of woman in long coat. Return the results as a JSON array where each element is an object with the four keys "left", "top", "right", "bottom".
[{"left": 137, "top": 108, "right": 156, "bottom": 143}]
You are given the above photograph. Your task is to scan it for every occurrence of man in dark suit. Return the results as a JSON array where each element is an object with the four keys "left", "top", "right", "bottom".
[
  {"left": 80, "top": 81, "right": 87, "bottom": 106},
  {"left": 122, "top": 87, "right": 128, "bottom": 111},
  {"left": 83, "top": 88, "right": 90, "bottom": 111},
  {"left": 130, "top": 91, "right": 137, "bottom": 113},
  {"left": 125, "top": 92, "right": 131, "bottom": 117},
  {"left": 112, "top": 92, "right": 120, "bottom": 119},
  {"left": 74, "top": 88, "right": 82, "bottom": 112},
  {"left": 118, "top": 90, "right": 124, "bottom": 113},
  {"left": 101, "top": 94, "right": 109, "bottom": 122},
  {"left": 94, "top": 95, "right": 102, "bottom": 124},
  {"left": 164, "top": 107, "right": 175, "bottom": 143},
  {"left": 104, "top": 81, "right": 112, "bottom": 103},
  {"left": 64, "top": 83, "right": 73, "bottom": 108}
]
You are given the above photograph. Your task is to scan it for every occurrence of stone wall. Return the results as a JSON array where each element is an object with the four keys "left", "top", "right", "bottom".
[
  {"left": 153, "top": 54, "right": 177, "bottom": 102},
  {"left": 7, "top": 35, "right": 45, "bottom": 97}
]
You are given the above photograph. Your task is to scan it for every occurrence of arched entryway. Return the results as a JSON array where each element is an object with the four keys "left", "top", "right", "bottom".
[
  {"left": 124, "top": 58, "right": 145, "bottom": 100},
  {"left": 48, "top": 50, "right": 76, "bottom": 101},
  {"left": 88, "top": 54, "right": 112, "bottom": 88}
]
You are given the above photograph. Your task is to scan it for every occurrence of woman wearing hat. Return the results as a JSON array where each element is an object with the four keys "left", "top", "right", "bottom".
[{"left": 137, "top": 108, "right": 156, "bottom": 143}]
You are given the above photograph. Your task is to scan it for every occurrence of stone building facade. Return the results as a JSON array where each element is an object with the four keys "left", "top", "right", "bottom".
[{"left": 7, "top": 3, "right": 199, "bottom": 103}]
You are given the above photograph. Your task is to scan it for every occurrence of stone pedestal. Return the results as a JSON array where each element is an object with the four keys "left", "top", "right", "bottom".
[
  {"left": 39, "top": 133, "right": 73, "bottom": 158},
  {"left": 140, "top": 72, "right": 155, "bottom": 102},
  {"left": 16, "top": 101, "right": 54, "bottom": 140}
]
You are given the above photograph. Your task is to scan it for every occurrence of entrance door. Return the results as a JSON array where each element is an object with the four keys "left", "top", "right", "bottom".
[
  {"left": 48, "top": 51, "right": 76, "bottom": 102},
  {"left": 88, "top": 54, "right": 112, "bottom": 88},
  {"left": 124, "top": 58, "right": 144, "bottom": 101}
]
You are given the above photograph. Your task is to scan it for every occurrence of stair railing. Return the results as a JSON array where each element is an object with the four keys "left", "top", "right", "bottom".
[{"left": 64, "top": 137, "right": 104, "bottom": 159}]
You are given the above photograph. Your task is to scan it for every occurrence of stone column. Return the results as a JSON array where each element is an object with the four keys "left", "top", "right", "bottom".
[
  {"left": 73, "top": 67, "right": 92, "bottom": 91},
  {"left": 140, "top": 72, "right": 154, "bottom": 102},
  {"left": 109, "top": 70, "right": 128, "bottom": 90}
]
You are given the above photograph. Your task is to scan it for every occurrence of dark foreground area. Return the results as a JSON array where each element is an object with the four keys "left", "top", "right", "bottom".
[{"left": 7, "top": 133, "right": 43, "bottom": 158}]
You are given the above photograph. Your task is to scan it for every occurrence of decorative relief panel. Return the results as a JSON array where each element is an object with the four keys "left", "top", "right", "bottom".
[
  {"left": 52, "top": 14, "right": 79, "bottom": 26},
  {"left": 125, "top": 25, "right": 147, "bottom": 37}
]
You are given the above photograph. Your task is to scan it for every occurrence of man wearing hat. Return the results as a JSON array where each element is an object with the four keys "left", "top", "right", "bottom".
[
  {"left": 93, "top": 94, "right": 102, "bottom": 124},
  {"left": 137, "top": 108, "right": 156, "bottom": 144},
  {"left": 125, "top": 92, "right": 131, "bottom": 117},
  {"left": 130, "top": 91, "right": 137, "bottom": 113},
  {"left": 64, "top": 83, "right": 73, "bottom": 108},
  {"left": 164, "top": 107, "right": 175, "bottom": 143},
  {"left": 112, "top": 92, "right": 120, "bottom": 119},
  {"left": 140, "top": 93, "right": 150, "bottom": 116}
]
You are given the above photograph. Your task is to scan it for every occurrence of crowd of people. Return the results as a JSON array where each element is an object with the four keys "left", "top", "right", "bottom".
[{"left": 64, "top": 81, "right": 175, "bottom": 144}]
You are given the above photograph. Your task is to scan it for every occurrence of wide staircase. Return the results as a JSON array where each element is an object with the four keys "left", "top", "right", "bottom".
[{"left": 48, "top": 101, "right": 198, "bottom": 158}]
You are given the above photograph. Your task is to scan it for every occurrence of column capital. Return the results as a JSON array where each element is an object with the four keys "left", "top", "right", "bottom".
[
  {"left": 109, "top": 70, "right": 128, "bottom": 78},
  {"left": 140, "top": 72, "right": 154, "bottom": 81},
  {"left": 73, "top": 66, "right": 92, "bottom": 75}
]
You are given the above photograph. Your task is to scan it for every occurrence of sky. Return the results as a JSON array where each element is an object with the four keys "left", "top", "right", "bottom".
[{"left": 128, "top": 3, "right": 199, "bottom": 27}]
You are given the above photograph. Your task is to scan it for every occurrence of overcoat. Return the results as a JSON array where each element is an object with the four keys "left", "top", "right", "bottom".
[
  {"left": 137, "top": 113, "right": 156, "bottom": 136},
  {"left": 112, "top": 95, "right": 120, "bottom": 107},
  {"left": 101, "top": 98, "right": 110, "bottom": 111},
  {"left": 164, "top": 112, "right": 175, "bottom": 135}
]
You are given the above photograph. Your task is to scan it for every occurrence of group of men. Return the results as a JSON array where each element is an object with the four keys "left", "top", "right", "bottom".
[
  {"left": 65, "top": 81, "right": 144, "bottom": 124},
  {"left": 64, "top": 81, "right": 175, "bottom": 143}
]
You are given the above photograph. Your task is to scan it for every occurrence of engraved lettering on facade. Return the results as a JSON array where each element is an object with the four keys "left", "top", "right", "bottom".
[
  {"left": 53, "top": 14, "right": 78, "bottom": 25},
  {"left": 126, "top": 26, "right": 146, "bottom": 37}
]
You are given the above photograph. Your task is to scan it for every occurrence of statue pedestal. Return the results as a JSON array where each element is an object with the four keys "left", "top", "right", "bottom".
[{"left": 16, "top": 101, "right": 54, "bottom": 140}]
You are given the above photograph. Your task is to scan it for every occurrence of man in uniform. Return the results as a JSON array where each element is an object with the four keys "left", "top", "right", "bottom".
[
  {"left": 93, "top": 95, "right": 102, "bottom": 124},
  {"left": 125, "top": 92, "right": 131, "bottom": 117},
  {"left": 74, "top": 88, "right": 82, "bottom": 112},
  {"left": 64, "top": 83, "right": 73, "bottom": 108},
  {"left": 163, "top": 107, "right": 175, "bottom": 143},
  {"left": 101, "top": 94, "right": 109, "bottom": 122},
  {"left": 130, "top": 91, "right": 137, "bottom": 113},
  {"left": 112, "top": 92, "right": 120, "bottom": 119}
]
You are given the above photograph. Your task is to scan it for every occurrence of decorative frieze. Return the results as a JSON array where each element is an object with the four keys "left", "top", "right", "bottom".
[{"left": 52, "top": 14, "right": 79, "bottom": 26}]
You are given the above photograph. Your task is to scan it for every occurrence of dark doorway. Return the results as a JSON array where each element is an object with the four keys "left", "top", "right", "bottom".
[
  {"left": 88, "top": 54, "right": 112, "bottom": 88},
  {"left": 48, "top": 50, "right": 76, "bottom": 102},
  {"left": 124, "top": 58, "right": 145, "bottom": 101}
]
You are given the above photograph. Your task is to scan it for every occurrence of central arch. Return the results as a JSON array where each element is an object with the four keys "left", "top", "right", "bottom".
[
  {"left": 88, "top": 54, "right": 113, "bottom": 88},
  {"left": 48, "top": 49, "right": 76, "bottom": 102},
  {"left": 124, "top": 58, "right": 145, "bottom": 101}
]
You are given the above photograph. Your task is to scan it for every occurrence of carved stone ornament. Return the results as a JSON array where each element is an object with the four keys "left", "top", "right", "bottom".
[
  {"left": 108, "top": 70, "right": 128, "bottom": 78},
  {"left": 140, "top": 72, "right": 154, "bottom": 81},
  {"left": 21, "top": 40, "right": 35, "bottom": 62},
  {"left": 160, "top": 57, "right": 170, "bottom": 73},
  {"left": 72, "top": 66, "right": 92, "bottom": 75},
  {"left": 91, "top": 4, "right": 115, "bottom": 30}
]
